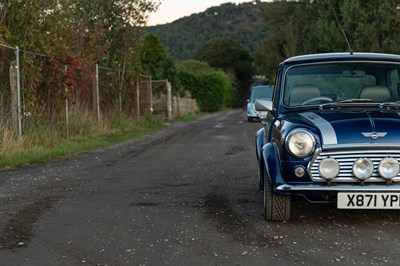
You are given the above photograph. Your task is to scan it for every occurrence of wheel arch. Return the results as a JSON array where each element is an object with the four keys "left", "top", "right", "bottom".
[
  {"left": 256, "top": 127, "right": 265, "bottom": 161},
  {"left": 261, "top": 142, "right": 285, "bottom": 188}
]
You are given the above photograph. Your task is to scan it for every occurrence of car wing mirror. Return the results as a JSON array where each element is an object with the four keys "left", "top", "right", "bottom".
[{"left": 255, "top": 99, "right": 272, "bottom": 112}]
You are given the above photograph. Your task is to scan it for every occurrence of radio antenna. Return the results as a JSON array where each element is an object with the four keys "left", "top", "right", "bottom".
[{"left": 332, "top": 8, "right": 353, "bottom": 55}]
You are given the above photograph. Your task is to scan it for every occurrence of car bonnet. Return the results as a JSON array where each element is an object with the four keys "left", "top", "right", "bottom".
[{"left": 294, "top": 111, "right": 400, "bottom": 145}]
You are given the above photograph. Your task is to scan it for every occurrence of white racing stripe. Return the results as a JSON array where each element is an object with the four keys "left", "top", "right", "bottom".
[{"left": 300, "top": 112, "right": 338, "bottom": 145}]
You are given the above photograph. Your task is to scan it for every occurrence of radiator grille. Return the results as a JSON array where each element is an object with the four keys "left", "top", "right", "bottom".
[{"left": 309, "top": 149, "right": 400, "bottom": 182}]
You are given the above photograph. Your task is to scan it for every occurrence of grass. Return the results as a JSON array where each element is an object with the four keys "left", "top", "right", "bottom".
[{"left": 0, "top": 115, "right": 170, "bottom": 170}]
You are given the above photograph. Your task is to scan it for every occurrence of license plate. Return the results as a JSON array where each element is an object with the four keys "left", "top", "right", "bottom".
[{"left": 337, "top": 192, "right": 400, "bottom": 209}]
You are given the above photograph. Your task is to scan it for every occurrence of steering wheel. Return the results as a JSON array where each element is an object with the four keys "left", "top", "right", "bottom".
[{"left": 302, "top": 96, "right": 333, "bottom": 105}]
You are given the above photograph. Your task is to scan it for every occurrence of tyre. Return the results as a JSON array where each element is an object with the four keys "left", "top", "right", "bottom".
[{"left": 264, "top": 167, "right": 291, "bottom": 221}]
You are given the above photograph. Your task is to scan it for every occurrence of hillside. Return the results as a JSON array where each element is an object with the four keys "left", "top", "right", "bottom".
[{"left": 146, "top": 2, "right": 268, "bottom": 60}]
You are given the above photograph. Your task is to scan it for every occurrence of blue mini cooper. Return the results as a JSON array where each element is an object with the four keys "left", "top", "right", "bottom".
[{"left": 255, "top": 52, "right": 400, "bottom": 221}]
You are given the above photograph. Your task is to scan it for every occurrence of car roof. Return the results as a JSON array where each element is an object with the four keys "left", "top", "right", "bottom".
[{"left": 282, "top": 52, "right": 400, "bottom": 65}]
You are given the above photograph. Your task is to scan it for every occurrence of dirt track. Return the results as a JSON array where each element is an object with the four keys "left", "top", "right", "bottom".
[{"left": 0, "top": 110, "right": 399, "bottom": 265}]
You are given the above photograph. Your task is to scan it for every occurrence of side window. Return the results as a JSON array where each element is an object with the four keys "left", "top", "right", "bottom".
[
  {"left": 388, "top": 69, "right": 400, "bottom": 100},
  {"left": 272, "top": 67, "right": 281, "bottom": 109}
]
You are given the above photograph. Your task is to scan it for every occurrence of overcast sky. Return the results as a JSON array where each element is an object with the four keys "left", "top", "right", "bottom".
[{"left": 148, "top": 0, "right": 255, "bottom": 26}]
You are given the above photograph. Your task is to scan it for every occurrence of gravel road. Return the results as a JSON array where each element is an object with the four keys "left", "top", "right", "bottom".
[{"left": 0, "top": 110, "right": 399, "bottom": 265}]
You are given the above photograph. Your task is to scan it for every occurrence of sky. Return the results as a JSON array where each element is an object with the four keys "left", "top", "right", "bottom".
[{"left": 148, "top": 0, "right": 254, "bottom": 26}]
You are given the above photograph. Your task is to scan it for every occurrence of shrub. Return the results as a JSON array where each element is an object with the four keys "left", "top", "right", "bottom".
[{"left": 177, "top": 61, "right": 234, "bottom": 112}]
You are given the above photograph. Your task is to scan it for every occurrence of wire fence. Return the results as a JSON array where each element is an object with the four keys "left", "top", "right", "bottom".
[
  {"left": 0, "top": 45, "right": 16, "bottom": 133},
  {"left": 0, "top": 44, "right": 198, "bottom": 137}
]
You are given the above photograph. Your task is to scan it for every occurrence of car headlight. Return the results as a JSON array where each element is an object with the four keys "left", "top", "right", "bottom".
[
  {"left": 353, "top": 158, "right": 374, "bottom": 179},
  {"left": 285, "top": 129, "right": 316, "bottom": 158},
  {"left": 378, "top": 157, "right": 399, "bottom": 179}
]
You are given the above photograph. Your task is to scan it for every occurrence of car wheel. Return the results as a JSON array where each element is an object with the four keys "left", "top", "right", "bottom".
[{"left": 264, "top": 167, "right": 291, "bottom": 221}]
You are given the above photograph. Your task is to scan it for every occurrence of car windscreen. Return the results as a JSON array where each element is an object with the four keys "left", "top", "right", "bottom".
[
  {"left": 250, "top": 86, "right": 274, "bottom": 102},
  {"left": 283, "top": 62, "right": 400, "bottom": 107}
]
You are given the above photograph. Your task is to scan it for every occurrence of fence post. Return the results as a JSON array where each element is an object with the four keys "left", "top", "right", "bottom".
[
  {"left": 167, "top": 81, "right": 172, "bottom": 121},
  {"left": 9, "top": 61, "right": 18, "bottom": 133},
  {"left": 15, "top": 47, "right": 22, "bottom": 136},
  {"left": 95, "top": 64, "right": 100, "bottom": 123},
  {"left": 136, "top": 75, "right": 140, "bottom": 120},
  {"left": 149, "top": 75, "right": 153, "bottom": 115},
  {"left": 64, "top": 65, "right": 69, "bottom": 138}
]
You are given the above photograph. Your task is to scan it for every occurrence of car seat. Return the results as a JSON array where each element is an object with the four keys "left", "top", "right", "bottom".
[
  {"left": 288, "top": 84, "right": 320, "bottom": 106},
  {"left": 359, "top": 85, "right": 391, "bottom": 102}
]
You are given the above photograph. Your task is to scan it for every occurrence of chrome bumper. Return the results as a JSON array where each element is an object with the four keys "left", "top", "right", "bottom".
[{"left": 276, "top": 183, "right": 400, "bottom": 192}]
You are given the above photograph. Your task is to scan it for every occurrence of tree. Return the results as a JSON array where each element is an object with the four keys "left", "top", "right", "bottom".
[
  {"left": 256, "top": 0, "right": 400, "bottom": 80},
  {"left": 0, "top": 0, "right": 161, "bottom": 116},
  {"left": 255, "top": 35, "right": 284, "bottom": 83},
  {"left": 139, "top": 33, "right": 176, "bottom": 81},
  {"left": 256, "top": 0, "right": 309, "bottom": 64},
  {"left": 146, "top": 2, "right": 268, "bottom": 60},
  {"left": 194, "top": 37, "right": 254, "bottom": 104},
  {"left": 176, "top": 60, "right": 214, "bottom": 74},
  {"left": 340, "top": 0, "right": 400, "bottom": 53}
]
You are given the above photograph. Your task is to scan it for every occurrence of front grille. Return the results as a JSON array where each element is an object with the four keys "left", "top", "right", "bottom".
[{"left": 309, "top": 149, "right": 400, "bottom": 182}]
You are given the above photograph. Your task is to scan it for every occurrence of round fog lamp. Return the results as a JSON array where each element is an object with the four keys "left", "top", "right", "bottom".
[
  {"left": 353, "top": 158, "right": 374, "bottom": 179},
  {"left": 378, "top": 158, "right": 399, "bottom": 179},
  {"left": 319, "top": 158, "right": 339, "bottom": 179}
]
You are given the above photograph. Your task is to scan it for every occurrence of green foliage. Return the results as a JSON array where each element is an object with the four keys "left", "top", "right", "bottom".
[
  {"left": 0, "top": 0, "right": 160, "bottom": 115},
  {"left": 176, "top": 60, "right": 214, "bottom": 74},
  {"left": 177, "top": 61, "right": 234, "bottom": 112},
  {"left": 146, "top": 2, "right": 268, "bottom": 60},
  {"left": 256, "top": 0, "right": 400, "bottom": 81},
  {"left": 194, "top": 37, "right": 255, "bottom": 104},
  {"left": 139, "top": 33, "right": 176, "bottom": 80},
  {"left": 194, "top": 38, "right": 251, "bottom": 70},
  {"left": 3, "top": 0, "right": 399, "bottom": 119},
  {"left": 255, "top": 36, "right": 284, "bottom": 82},
  {"left": 195, "top": 72, "right": 225, "bottom": 112}
]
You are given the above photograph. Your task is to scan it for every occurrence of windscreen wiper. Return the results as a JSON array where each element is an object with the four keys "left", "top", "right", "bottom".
[
  {"left": 338, "top": 98, "right": 373, "bottom": 103},
  {"left": 379, "top": 101, "right": 400, "bottom": 111},
  {"left": 319, "top": 99, "right": 373, "bottom": 111}
]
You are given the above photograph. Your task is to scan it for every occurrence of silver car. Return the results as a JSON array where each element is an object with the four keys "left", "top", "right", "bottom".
[{"left": 247, "top": 85, "right": 274, "bottom": 121}]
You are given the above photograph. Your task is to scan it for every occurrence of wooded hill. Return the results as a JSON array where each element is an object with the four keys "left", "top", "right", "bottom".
[{"left": 146, "top": 2, "right": 269, "bottom": 60}]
